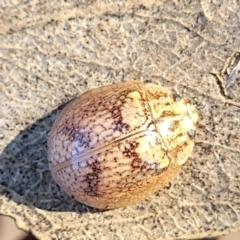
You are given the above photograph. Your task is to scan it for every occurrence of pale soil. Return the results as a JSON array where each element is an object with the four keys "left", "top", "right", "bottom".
[{"left": 0, "top": 1, "right": 240, "bottom": 239}]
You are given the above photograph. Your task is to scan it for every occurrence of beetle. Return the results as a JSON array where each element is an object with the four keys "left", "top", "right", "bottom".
[{"left": 48, "top": 81, "right": 198, "bottom": 209}]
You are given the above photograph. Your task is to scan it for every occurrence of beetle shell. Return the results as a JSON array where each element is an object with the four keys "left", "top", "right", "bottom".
[{"left": 48, "top": 81, "right": 198, "bottom": 209}]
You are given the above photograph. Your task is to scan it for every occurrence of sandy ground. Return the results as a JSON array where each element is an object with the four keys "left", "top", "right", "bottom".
[
  {"left": 0, "top": 215, "right": 240, "bottom": 240},
  {"left": 1, "top": 1, "right": 240, "bottom": 240}
]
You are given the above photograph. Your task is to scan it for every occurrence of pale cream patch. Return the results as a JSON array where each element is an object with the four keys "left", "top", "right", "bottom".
[
  {"left": 135, "top": 132, "right": 156, "bottom": 153},
  {"left": 174, "top": 99, "right": 188, "bottom": 115},
  {"left": 175, "top": 141, "right": 194, "bottom": 165},
  {"left": 119, "top": 142, "right": 130, "bottom": 152},
  {"left": 121, "top": 107, "right": 143, "bottom": 127},
  {"left": 120, "top": 91, "right": 147, "bottom": 129},
  {"left": 159, "top": 156, "right": 170, "bottom": 169},
  {"left": 157, "top": 119, "right": 172, "bottom": 138},
  {"left": 128, "top": 91, "right": 142, "bottom": 100},
  {"left": 134, "top": 131, "right": 169, "bottom": 168},
  {"left": 181, "top": 115, "right": 196, "bottom": 133}
]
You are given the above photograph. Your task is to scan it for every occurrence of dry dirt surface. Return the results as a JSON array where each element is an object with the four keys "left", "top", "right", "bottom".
[{"left": 0, "top": 1, "right": 240, "bottom": 240}]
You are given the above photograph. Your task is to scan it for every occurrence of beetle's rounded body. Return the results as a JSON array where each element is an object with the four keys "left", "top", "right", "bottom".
[{"left": 48, "top": 81, "right": 198, "bottom": 209}]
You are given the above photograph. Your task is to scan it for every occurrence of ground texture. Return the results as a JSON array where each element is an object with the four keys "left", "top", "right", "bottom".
[{"left": 0, "top": 1, "right": 240, "bottom": 239}]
